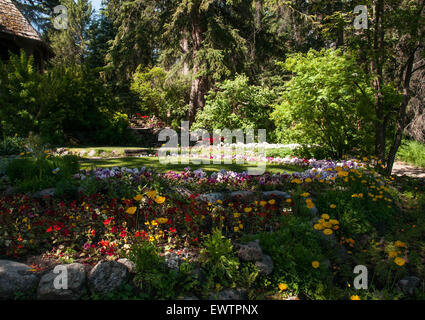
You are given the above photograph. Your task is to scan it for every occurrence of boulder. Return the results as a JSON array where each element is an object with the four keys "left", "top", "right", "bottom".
[
  {"left": 262, "top": 191, "right": 290, "bottom": 200},
  {"left": 88, "top": 261, "right": 129, "bottom": 296},
  {"left": 209, "top": 288, "right": 247, "bottom": 300},
  {"left": 117, "top": 258, "right": 136, "bottom": 274},
  {"left": 33, "top": 188, "right": 55, "bottom": 199},
  {"left": 37, "top": 263, "right": 86, "bottom": 300},
  {"left": 398, "top": 276, "right": 421, "bottom": 296},
  {"left": 230, "top": 191, "right": 255, "bottom": 203},
  {"left": 255, "top": 255, "right": 274, "bottom": 276},
  {"left": 0, "top": 260, "right": 39, "bottom": 299},
  {"left": 198, "top": 192, "right": 227, "bottom": 204},
  {"left": 237, "top": 240, "right": 263, "bottom": 262}
]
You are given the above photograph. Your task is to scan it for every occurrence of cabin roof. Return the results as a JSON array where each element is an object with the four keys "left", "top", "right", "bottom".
[{"left": 0, "top": 0, "right": 42, "bottom": 42}]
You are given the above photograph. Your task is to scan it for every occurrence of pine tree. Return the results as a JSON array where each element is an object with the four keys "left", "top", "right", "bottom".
[{"left": 48, "top": 0, "right": 93, "bottom": 66}]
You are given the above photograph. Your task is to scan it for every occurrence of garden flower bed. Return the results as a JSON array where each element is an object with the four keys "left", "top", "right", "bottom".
[{"left": 0, "top": 156, "right": 424, "bottom": 300}]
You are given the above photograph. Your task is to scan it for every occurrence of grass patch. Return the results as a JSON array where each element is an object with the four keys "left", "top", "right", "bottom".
[
  {"left": 397, "top": 140, "right": 425, "bottom": 168},
  {"left": 79, "top": 156, "right": 303, "bottom": 174}
]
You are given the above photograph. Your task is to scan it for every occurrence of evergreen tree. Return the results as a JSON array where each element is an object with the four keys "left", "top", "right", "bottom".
[{"left": 48, "top": 0, "right": 93, "bottom": 66}]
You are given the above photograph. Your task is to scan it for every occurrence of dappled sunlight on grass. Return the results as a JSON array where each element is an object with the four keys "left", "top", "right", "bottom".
[{"left": 79, "top": 156, "right": 302, "bottom": 174}]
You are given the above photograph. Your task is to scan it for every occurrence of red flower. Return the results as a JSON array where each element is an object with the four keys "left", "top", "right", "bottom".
[
  {"left": 46, "top": 226, "right": 53, "bottom": 233},
  {"left": 184, "top": 215, "right": 192, "bottom": 222},
  {"left": 168, "top": 227, "right": 176, "bottom": 233},
  {"left": 111, "top": 226, "right": 117, "bottom": 233},
  {"left": 120, "top": 230, "right": 127, "bottom": 238},
  {"left": 91, "top": 229, "right": 96, "bottom": 237}
]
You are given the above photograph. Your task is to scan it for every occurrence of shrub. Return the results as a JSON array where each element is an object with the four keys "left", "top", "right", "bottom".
[
  {"left": 130, "top": 66, "right": 190, "bottom": 127},
  {"left": 0, "top": 51, "right": 131, "bottom": 145},
  {"left": 193, "top": 74, "right": 277, "bottom": 139},
  {"left": 5, "top": 155, "right": 80, "bottom": 192},
  {"left": 271, "top": 49, "right": 376, "bottom": 158},
  {"left": 397, "top": 139, "right": 425, "bottom": 168},
  {"left": 0, "top": 136, "right": 26, "bottom": 156}
]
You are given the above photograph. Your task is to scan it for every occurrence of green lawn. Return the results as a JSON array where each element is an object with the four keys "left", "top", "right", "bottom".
[{"left": 79, "top": 156, "right": 303, "bottom": 174}]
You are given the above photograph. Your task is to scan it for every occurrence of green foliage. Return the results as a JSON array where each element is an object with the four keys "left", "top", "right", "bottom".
[
  {"left": 199, "top": 228, "right": 240, "bottom": 287},
  {"left": 397, "top": 140, "right": 425, "bottom": 168},
  {"left": 271, "top": 49, "right": 375, "bottom": 158},
  {"left": 5, "top": 155, "right": 80, "bottom": 192},
  {"left": 193, "top": 75, "right": 276, "bottom": 135},
  {"left": 128, "top": 241, "right": 198, "bottom": 299},
  {"left": 256, "top": 215, "right": 334, "bottom": 299},
  {"left": 0, "top": 136, "right": 26, "bottom": 156},
  {"left": 48, "top": 0, "right": 93, "bottom": 66},
  {"left": 130, "top": 66, "right": 190, "bottom": 126},
  {"left": 0, "top": 51, "right": 131, "bottom": 145}
]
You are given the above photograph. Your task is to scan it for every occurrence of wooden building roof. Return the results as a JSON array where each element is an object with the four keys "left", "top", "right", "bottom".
[{"left": 0, "top": 0, "right": 42, "bottom": 42}]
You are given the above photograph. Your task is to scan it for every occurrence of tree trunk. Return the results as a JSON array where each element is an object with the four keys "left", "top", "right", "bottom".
[
  {"left": 188, "top": 7, "right": 207, "bottom": 125},
  {"left": 371, "top": 0, "right": 386, "bottom": 163},
  {"left": 180, "top": 28, "right": 189, "bottom": 75},
  {"left": 386, "top": 50, "right": 416, "bottom": 175}
]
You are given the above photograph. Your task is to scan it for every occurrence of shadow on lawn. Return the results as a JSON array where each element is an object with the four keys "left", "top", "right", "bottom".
[{"left": 79, "top": 157, "right": 302, "bottom": 174}]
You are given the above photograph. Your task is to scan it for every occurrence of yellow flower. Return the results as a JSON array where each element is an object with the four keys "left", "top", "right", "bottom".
[
  {"left": 300, "top": 193, "right": 310, "bottom": 197},
  {"left": 305, "top": 178, "right": 312, "bottom": 183},
  {"left": 388, "top": 251, "right": 398, "bottom": 258},
  {"left": 314, "top": 224, "right": 324, "bottom": 230},
  {"left": 330, "top": 204, "right": 336, "bottom": 209},
  {"left": 244, "top": 207, "right": 252, "bottom": 213},
  {"left": 260, "top": 200, "right": 267, "bottom": 207},
  {"left": 151, "top": 220, "right": 158, "bottom": 226},
  {"left": 268, "top": 199, "right": 276, "bottom": 205},
  {"left": 239, "top": 224, "right": 244, "bottom": 229},
  {"left": 306, "top": 201, "right": 315, "bottom": 209},
  {"left": 394, "top": 240, "right": 406, "bottom": 248},
  {"left": 234, "top": 212, "right": 241, "bottom": 218},
  {"left": 312, "top": 261, "right": 320, "bottom": 269},
  {"left": 133, "top": 194, "right": 143, "bottom": 201},
  {"left": 126, "top": 207, "right": 137, "bottom": 215},
  {"left": 286, "top": 198, "right": 292, "bottom": 203},
  {"left": 394, "top": 257, "right": 406, "bottom": 266},
  {"left": 329, "top": 219, "right": 339, "bottom": 225},
  {"left": 323, "top": 228, "right": 333, "bottom": 236},
  {"left": 350, "top": 295, "right": 361, "bottom": 300},
  {"left": 321, "top": 214, "right": 330, "bottom": 220},
  {"left": 323, "top": 222, "right": 332, "bottom": 228},
  {"left": 154, "top": 196, "right": 166, "bottom": 204},
  {"left": 278, "top": 283, "right": 288, "bottom": 291},
  {"left": 337, "top": 171, "right": 349, "bottom": 177},
  {"left": 146, "top": 190, "right": 157, "bottom": 199},
  {"left": 157, "top": 217, "right": 168, "bottom": 224},
  {"left": 234, "top": 226, "right": 239, "bottom": 232},
  {"left": 217, "top": 199, "right": 223, "bottom": 204},
  {"left": 291, "top": 179, "right": 302, "bottom": 184}
]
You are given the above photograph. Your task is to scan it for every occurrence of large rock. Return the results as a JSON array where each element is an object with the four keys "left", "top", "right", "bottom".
[
  {"left": 262, "top": 191, "right": 290, "bottom": 200},
  {"left": 37, "top": 263, "right": 86, "bottom": 300},
  {"left": 237, "top": 240, "right": 263, "bottom": 262},
  {"left": 198, "top": 193, "right": 227, "bottom": 204},
  {"left": 399, "top": 276, "right": 421, "bottom": 296},
  {"left": 117, "top": 258, "right": 136, "bottom": 274},
  {"left": 0, "top": 260, "right": 39, "bottom": 299},
  {"left": 88, "top": 261, "right": 129, "bottom": 296},
  {"left": 209, "top": 288, "right": 247, "bottom": 300},
  {"left": 33, "top": 188, "right": 55, "bottom": 199},
  {"left": 255, "top": 255, "right": 274, "bottom": 276},
  {"left": 230, "top": 191, "right": 255, "bottom": 203}
]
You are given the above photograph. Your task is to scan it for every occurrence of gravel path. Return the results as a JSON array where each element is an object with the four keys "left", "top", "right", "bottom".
[{"left": 392, "top": 162, "right": 425, "bottom": 178}]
